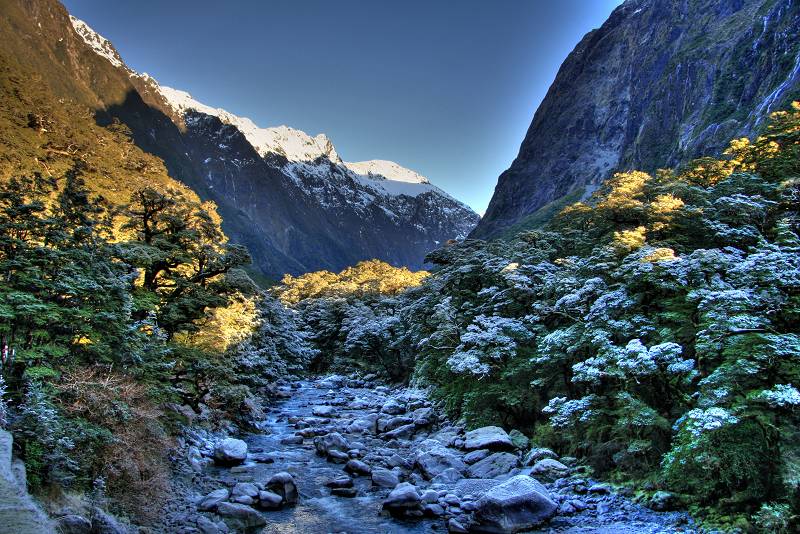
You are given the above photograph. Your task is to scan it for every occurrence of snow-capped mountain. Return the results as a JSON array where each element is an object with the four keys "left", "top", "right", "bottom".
[{"left": 67, "top": 15, "right": 479, "bottom": 277}]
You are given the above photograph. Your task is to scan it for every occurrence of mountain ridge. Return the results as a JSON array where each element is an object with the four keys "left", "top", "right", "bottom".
[{"left": 8, "top": 4, "right": 479, "bottom": 279}]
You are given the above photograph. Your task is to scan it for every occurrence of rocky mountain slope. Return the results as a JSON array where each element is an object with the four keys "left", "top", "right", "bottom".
[
  {"left": 472, "top": 0, "right": 800, "bottom": 239},
  {"left": 1, "top": 0, "right": 478, "bottom": 279}
]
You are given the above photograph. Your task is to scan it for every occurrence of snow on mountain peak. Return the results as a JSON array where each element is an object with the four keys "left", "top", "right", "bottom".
[
  {"left": 69, "top": 16, "right": 124, "bottom": 69},
  {"left": 345, "top": 160, "right": 431, "bottom": 185},
  {"left": 66, "top": 16, "right": 465, "bottom": 206},
  {"left": 157, "top": 85, "right": 340, "bottom": 163}
]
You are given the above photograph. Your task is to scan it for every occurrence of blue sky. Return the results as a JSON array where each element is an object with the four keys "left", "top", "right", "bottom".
[{"left": 63, "top": 0, "right": 623, "bottom": 214}]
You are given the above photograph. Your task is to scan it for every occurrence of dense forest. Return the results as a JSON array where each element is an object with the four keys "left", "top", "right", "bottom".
[
  {"left": 0, "top": 91, "right": 798, "bottom": 529},
  {"left": 276, "top": 103, "right": 800, "bottom": 531}
]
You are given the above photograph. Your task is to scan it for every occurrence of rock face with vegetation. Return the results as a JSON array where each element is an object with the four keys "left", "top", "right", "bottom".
[{"left": 472, "top": 0, "right": 800, "bottom": 238}]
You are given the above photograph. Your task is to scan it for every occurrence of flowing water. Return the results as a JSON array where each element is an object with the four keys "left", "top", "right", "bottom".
[{"left": 208, "top": 379, "right": 438, "bottom": 533}]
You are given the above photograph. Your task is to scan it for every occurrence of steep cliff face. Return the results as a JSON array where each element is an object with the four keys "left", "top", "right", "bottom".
[
  {"left": 0, "top": 0, "right": 478, "bottom": 279},
  {"left": 472, "top": 0, "right": 800, "bottom": 239}
]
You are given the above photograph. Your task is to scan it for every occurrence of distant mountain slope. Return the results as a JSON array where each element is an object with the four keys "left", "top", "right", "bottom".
[
  {"left": 472, "top": 0, "right": 800, "bottom": 239},
  {"left": 0, "top": 0, "right": 479, "bottom": 279}
]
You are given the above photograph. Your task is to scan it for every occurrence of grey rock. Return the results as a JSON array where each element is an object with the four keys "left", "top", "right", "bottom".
[
  {"left": 588, "top": 482, "right": 612, "bottom": 494},
  {"left": 464, "top": 426, "right": 514, "bottom": 451},
  {"left": 432, "top": 467, "right": 464, "bottom": 485},
  {"left": 213, "top": 438, "right": 248, "bottom": 466},
  {"left": 327, "top": 449, "right": 350, "bottom": 463},
  {"left": 383, "top": 482, "right": 421, "bottom": 515},
  {"left": 371, "top": 468, "right": 400, "bottom": 488},
  {"left": 508, "top": 429, "right": 529, "bottom": 450},
  {"left": 467, "top": 452, "right": 519, "bottom": 479},
  {"left": 453, "top": 478, "right": 502, "bottom": 497},
  {"left": 379, "top": 416, "right": 414, "bottom": 433},
  {"left": 447, "top": 518, "right": 469, "bottom": 533},
  {"left": 314, "top": 432, "right": 350, "bottom": 455},
  {"left": 326, "top": 477, "right": 354, "bottom": 488},
  {"left": 412, "top": 407, "right": 436, "bottom": 426},
  {"left": 265, "top": 472, "right": 299, "bottom": 505},
  {"left": 312, "top": 405, "right": 336, "bottom": 417},
  {"left": 90, "top": 507, "right": 134, "bottom": 534},
  {"left": 216, "top": 502, "right": 266, "bottom": 528},
  {"left": 649, "top": 490, "right": 679, "bottom": 511},
  {"left": 381, "top": 398, "right": 406, "bottom": 415},
  {"left": 530, "top": 458, "right": 570, "bottom": 482},
  {"left": 423, "top": 503, "right": 446, "bottom": 516},
  {"left": 472, "top": 475, "right": 557, "bottom": 533},
  {"left": 384, "top": 423, "right": 416, "bottom": 440},
  {"left": 463, "top": 449, "right": 491, "bottom": 465},
  {"left": 197, "top": 488, "right": 230, "bottom": 512},
  {"left": 257, "top": 490, "right": 283, "bottom": 510},
  {"left": 231, "top": 482, "right": 259, "bottom": 499},
  {"left": 522, "top": 447, "right": 558, "bottom": 466},
  {"left": 415, "top": 448, "right": 467, "bottom": 480},
  {"left": 344, "top": 459, "right": 371, "bottom": 476}
]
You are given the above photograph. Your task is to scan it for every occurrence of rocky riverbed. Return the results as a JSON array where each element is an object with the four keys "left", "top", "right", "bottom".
[{"left": 162, "top": 376, "right": 696, "bottom": 533}]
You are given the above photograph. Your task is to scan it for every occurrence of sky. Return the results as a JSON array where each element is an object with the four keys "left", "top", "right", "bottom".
[{"left": 63, "top": 0, "right": 624, "bottom": 214}]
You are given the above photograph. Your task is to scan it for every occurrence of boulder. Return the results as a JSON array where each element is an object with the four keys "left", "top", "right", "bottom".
[
  {"left": 432, "top": 467, "right": 464, "bottom": 484},
  {"left": 467, "top": 452, "right": 519, "bottom": 479},
  {"left": 327, "top": 450, "right": 350, "bottom": 463},
  {"left": 378, "top": 416, "right": 414, "bottom": 433},
  {"left": 231, "top": 482, "right": 259, "bottom": 499},
  {"left": 412, "top": 407, "right": 436, "bottom": 426},
  {"left": 257, "top": 490, "right": 283, "bottom": 510},
  {"left": 216, "top": 502, "right": 266, "bottom": 528},
  {"left": 530, "top": 458, "right": 569, "bottom": 482},
  {"left": 454, "top": 478, "right": 502, "bottom": 497},
  {"left": 195, "top": 515, "right": 226, "bottom": 534},
  {"left": 346, "top": 414, "right": 379, "bottom": 434},
  {"left": 381, "top": 398, "right": 406, "bottom": 415},
  {"left": 344, "top": 459, "right": 371, "bottom": 476},
  {"left": 213, "top": 438, "right": 248, "bottom": 466},
  {"left": 371, "top": 468, "right": 400, "bottom": 488},
  {"left": 384, "top": 423, "right": 416, "bottom": 441},
  {"left": 463, "top": 449, "right": 491, "bottom": 465},
  {"left": 317, "top": 375, "right": 346, "bottom": 389},
  {"left": 649, "top": 490, "right": 679, "bottom": 511},
  {"left": 197, "top": 488, "right": 230, "bottom": 511},
  {"left": 522, "top": 447, "right": 558, "bottom": 466},
  {"left": 265, "top": 472, "right": 299, "bottom": 506},
  {"left": 415, "top": 448, "right": 467, "bottom": 480},
  {"left": 312, "top": 405, "right": 336, "bottom": 417},
  {"left": 464, "top": 426, "right": 514, "bottom": 451},
  {"left": 472, "top": 475, "right": 556, "bottom": 533},
  {"left": 382, "top": 482, "right": 421, "bottom": 516},
  {"left": 508, "top": 430, "right": 529, "bottom": 450},
  {"left": 325, "top": 477, "right": 354, "bottom": 489},
  {"left": 314, "top": 432, "right": 349, "bottom": 456}
]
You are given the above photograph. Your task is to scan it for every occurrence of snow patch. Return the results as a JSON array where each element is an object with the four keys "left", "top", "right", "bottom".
[{"left": 69, "top": 16, "right": 125, "bottom": 68}]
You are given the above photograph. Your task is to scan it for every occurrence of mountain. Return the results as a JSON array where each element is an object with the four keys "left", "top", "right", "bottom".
[
  {"left": 0, "top": 0, "right": 479, "bottom": 280},
  {"left": 71, "top": 15, "right": 479, "bottom": 279},
  {"left": 472, "top": 0, "right": 800, "bottom": 239}
]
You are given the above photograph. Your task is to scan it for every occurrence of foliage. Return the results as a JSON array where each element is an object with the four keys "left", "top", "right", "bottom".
[
  {"left": 277, "top": 259, "right": 428, "bottom": 304},
  {"left": 282, "top": 103, "right": 800, "bottom": 528}
]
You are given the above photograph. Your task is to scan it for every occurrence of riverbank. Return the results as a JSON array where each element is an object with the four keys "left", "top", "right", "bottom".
[{"left": 158, "top": 375, "right": 695, "bottom": 533}]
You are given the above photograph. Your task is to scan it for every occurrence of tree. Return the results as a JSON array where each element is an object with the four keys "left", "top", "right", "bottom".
[{"left": 120, "top": 187, "right": 250, "bottom": 337}]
